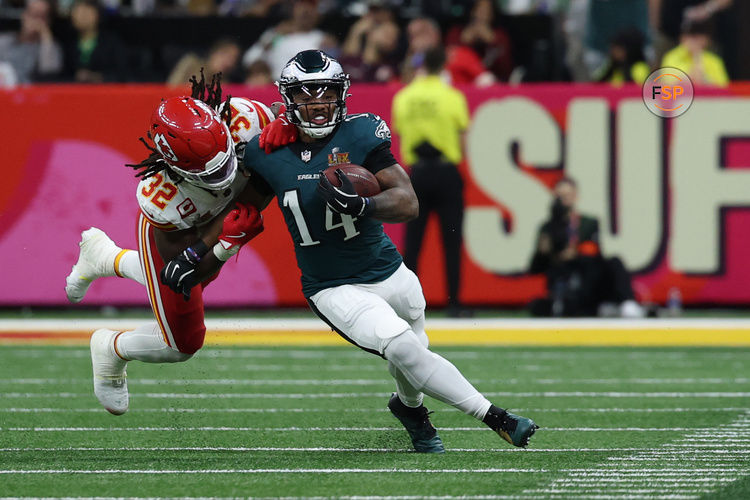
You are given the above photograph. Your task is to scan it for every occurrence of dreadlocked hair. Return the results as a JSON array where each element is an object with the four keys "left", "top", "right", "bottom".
[
  {"left": 190, "top": 68, "right": 232, "bottom": 130},
  {"left": 125, "top": 131, "right": 170, "bottom": 181}
]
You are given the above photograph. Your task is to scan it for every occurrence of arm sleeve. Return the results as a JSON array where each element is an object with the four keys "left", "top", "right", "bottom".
[
  {"left": 241, "top": 136, "right": 274, "bottom": 197},
  {"left": 362, "top": 142, "right": 397, "bottom": 174},
  {"left": 357, "top": 113, "right": 395, "bottom": 173}
]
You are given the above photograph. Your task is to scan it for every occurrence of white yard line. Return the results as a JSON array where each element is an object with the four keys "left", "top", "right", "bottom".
[
  {"left": 2, "top": 377, "right": 748, "bottom": 385},
  {"left": 523, "top": 411, "right": 750, "bottom": 498},
  {"left": 0, "top": 497, "right": 541, "bottom": 500},
  {"left": 3, "top": 391, "right": 750, "bottom": 399},
  {"left": 0, "top": 406, "right": 744, "bottom": 413},
  {"left": 0, "top": 497, "right": 538, "bottom": 500},
  {"left": 0, "top": 446, "right": 730, "bottom": 453},
  {"left": 0, "top": 468, "right": 547, "bottom": 474},
  {"left": 3, "top": 347, "right": 749, "bottom": 361},
  {"left": 4, "top": 317, "right": 750, "bottom": 332},
  {"left": 0, "top": 426, "right": 727, "bottom": 432},
  {"left": 0, "top": 379, "right": 392, "bottom": 386}
]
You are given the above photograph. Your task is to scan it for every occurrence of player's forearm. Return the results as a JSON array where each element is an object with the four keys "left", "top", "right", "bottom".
[
  {"left": 368, "top": 187, "right": 419, "bottom": 223},
  {"left": 195, "top": 205, "right": 237, "bottom": 248},
  {"left": 194, "top": 253, "right": 224, "bottom": 281}
]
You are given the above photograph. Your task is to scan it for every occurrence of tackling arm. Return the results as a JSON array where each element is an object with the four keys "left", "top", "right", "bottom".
[
  {"left": 158, "top": 181, "right": 271, "bottom": 299},
  {"left": 154, "top": 203, "right": 234, "bottom": 300}
]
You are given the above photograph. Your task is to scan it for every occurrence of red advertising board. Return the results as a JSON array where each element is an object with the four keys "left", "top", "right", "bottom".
[{"left": 1, "top": 83, "right": 749, "bottom": 307}]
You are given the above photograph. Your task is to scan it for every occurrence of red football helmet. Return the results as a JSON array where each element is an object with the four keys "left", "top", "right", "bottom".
[{"left": 149, "top": 96, "right": 237, "bottom": 190}]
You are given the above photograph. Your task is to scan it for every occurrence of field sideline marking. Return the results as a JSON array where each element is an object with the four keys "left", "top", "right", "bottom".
[{"left": 3, "top": 318, "right": 750, "bottom": 346}]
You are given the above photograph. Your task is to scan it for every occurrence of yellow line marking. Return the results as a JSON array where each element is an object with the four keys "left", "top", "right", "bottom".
[{"left": 1, "top": 328, "right": 749, "bottom": 346}]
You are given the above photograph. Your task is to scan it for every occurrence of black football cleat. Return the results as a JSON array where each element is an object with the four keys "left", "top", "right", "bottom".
[
  {"left": 483, "top": 404, "right": 539, "bottom": 448},
  {"left": 387, "top": 393, "right": 445, "bottom": 453}
]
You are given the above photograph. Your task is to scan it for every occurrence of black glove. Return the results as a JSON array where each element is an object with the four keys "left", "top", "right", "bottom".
[
  {"left": 160, "top": 242, "right": 208, "bottom": 301},
  {"left": 317, "top": 169, "right": 374, "bottom": 217}
]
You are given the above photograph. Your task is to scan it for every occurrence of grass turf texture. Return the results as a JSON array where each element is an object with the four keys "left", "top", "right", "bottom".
[{"left": 0, "top": 345, "right": 747, "bottom": 498}]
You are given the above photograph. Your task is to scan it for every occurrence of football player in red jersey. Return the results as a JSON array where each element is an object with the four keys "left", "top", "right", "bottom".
[{"left": 64, "top": 74, "right": 295, "bottom": 415}]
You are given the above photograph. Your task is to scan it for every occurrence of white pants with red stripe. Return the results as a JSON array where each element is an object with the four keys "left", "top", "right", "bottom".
[{"left": 137, "top": 213, "right": 214, "bottom": 354}]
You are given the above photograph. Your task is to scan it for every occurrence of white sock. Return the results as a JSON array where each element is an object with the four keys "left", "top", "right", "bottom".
[
  {"left": 421, "top": 355, "right": 492, "bottom": 420},
  {"left": 384, "top": 331, "right": 492, "bottom": 420},
  {"left": 114, "top": 250, "right": 146, "bottom": 285},
  {"left": 116, "top": 324, "right": 191, "bottom": 363}
]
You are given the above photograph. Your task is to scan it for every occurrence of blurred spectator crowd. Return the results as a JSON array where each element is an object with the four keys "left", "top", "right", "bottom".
[{"left": 0, "top": 0, "right": 746, "bottom": 87}]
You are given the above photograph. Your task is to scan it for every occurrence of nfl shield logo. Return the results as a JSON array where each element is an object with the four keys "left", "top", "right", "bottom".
[{"left": 301, "top": 150, "right": 312, "bottom": 162}]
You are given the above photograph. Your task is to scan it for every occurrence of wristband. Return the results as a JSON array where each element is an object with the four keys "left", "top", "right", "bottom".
[
  {"left": 362, "top": 197, "right": 376, "bottom": 217},
  {"left": 212, "top": 241, "right": 242, "bottom": 262},
  {"left": 185, "top": 240, "right": 210, "bottom": 264}
]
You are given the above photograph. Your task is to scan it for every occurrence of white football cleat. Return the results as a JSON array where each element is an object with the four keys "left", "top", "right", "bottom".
[
  {"left": 90, "top": 328, "right": 129, "bottom": 415},
  {"left": 65, "top": 228, "right": 121, "bottom": 303}
]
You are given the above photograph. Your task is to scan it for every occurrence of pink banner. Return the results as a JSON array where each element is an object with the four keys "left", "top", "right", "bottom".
[{"left": 1, "top": 83, "right": 749, "bottom": 307}]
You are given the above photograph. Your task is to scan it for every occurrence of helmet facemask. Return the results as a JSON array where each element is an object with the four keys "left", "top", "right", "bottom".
[
  {"left": 169, "top": 130, "right": 238, "bottom": 191},
  {"left": 149, "top": 96, "right": 238, "bottom": 192},
  {"left": 277, "top": 50, "right": 351, "bottom": 139},
  {"left": 282, "top": 81, "right": 347, "bottom": 139}
]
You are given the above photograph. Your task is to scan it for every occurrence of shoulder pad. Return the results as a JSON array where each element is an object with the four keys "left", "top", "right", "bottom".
[
  {"left": 226, "top": 98, "right": 274, "bottom": 144},
  {"left": 136, "top": 173, "right": 190, "bottom": 231},
  {"left": 346, "top": 112, "right": 391, "bottom": 143}
]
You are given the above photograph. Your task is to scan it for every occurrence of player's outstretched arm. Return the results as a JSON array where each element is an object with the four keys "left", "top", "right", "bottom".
[
  {"left": 368, "top": 163, "right": 419, "bottom": 223},
  {"left": 158, "top": 203, "right": 264, "bottom": 300}
]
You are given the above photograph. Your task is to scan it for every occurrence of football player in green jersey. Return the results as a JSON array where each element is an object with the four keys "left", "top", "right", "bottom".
[{"left": 165, "top": 50, "right": 538, "bottom": 452}]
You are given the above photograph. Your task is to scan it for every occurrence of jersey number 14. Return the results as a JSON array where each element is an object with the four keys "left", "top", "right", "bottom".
[{"left": 283, "top": 190, "right": 360, "bottom": 246}]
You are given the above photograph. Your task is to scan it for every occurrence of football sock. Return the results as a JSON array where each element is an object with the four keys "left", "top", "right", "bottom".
[
  {"left": 482, "top": 404, "right": 511, "bottom": 431},
  {"left": 115, "top": 324, "right": 192, "bottom": 363},
  {"left": 383, "top": 330, "right": 492, "bottom": 419},
  {"left": 114, "top": 250, "right": 146, "bottom": 285}
]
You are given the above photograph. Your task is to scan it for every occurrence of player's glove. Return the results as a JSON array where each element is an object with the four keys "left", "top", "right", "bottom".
[
  {"left": 258, "top": 106, "right": 297, "bottom": 154},
  {"left": 213, "top": 203, "right": 264, "bottom": 261},
  {"left": 317, "top": 169, "right": 375, "bottom": 217},
  {"left": 160, "top": 241, "right": 209, "bottom": 301}
]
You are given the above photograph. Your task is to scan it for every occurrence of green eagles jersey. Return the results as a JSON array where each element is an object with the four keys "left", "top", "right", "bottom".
[{"left": 243, "top": 113, "right": 402, "bottom": 297}]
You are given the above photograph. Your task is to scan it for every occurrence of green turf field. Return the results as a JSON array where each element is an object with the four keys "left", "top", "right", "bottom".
[{"left": 0, "top": 345, "right": 748, "bottom": 498}]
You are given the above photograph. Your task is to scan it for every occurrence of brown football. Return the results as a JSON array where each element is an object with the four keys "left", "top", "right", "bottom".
[{"left": 323, "top": 164, "right": 381, "bottom": 197}]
